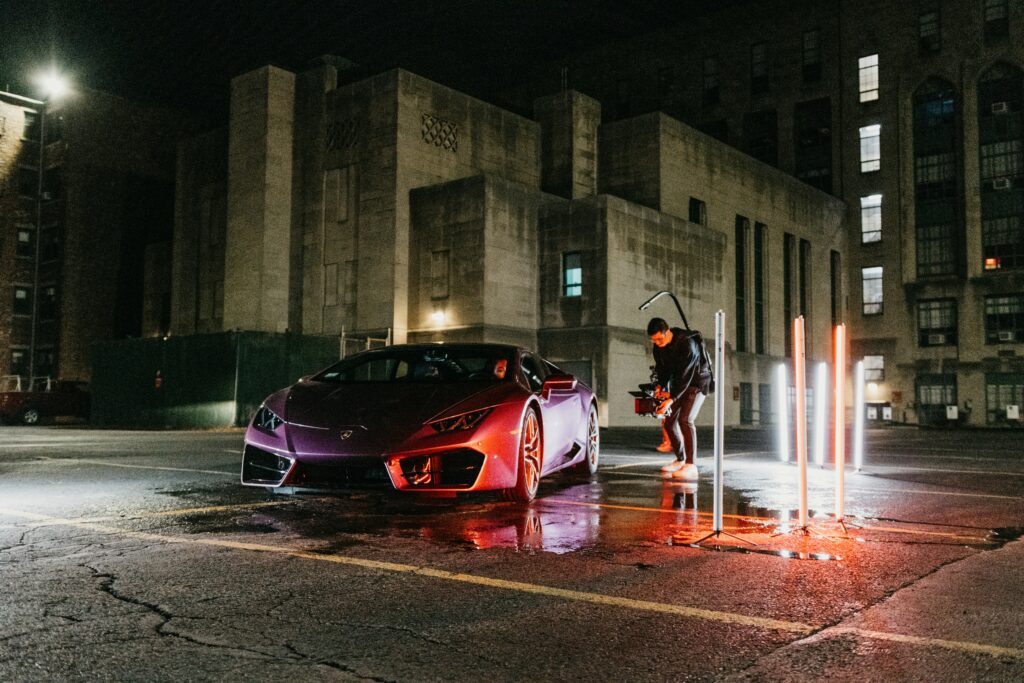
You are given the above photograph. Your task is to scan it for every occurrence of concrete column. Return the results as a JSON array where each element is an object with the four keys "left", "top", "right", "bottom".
[
  {"left": 533, "top": 90, "right": 601, "bottom": 199},
  {"left": 223, "top": 66, "right": 296, "bottom": 332}
]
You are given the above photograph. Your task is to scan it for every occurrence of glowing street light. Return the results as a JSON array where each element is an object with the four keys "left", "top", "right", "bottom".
[
  {"left": 813, "top": 362, "right": 829, "bottom": 467},
  {"left": 430, "top": 309, "right": 447, "bottom": 326},
  {"left": 775, "top": 363, "right": 789, "bottom": 462},
  {"left": 34, "top": 69, "right": 71, "bottom": 101},
  {"left": 853, "top": 360, "right": 865, "bottom": 471}
]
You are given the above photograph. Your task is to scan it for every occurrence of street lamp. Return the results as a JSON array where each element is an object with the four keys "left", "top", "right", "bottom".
[{"left": 24, "top": 69, "right": 70, "bottom": 382}]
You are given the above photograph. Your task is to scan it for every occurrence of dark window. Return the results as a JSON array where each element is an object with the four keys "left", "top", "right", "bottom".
[
  {"left": 784, "top": 233, "right": 794, "bottom": 354},
  {"left": 913, "top": 79, "right": 961, "bottom": 278},
  {"left": 862, "top": 266, "right": 883, "bottom": 315},
  {"left": 10, "top": 349, "right": 28, "bottom": 377},
  {"left": 657, "top": 66, "right": 673, "bottom": 104},
  {"left": 735, "top": 216, "right": 749, "bottom": 352},
  {"left": 754, "top": 223, "right": 766, "bottom": 354},
  {"left": 916, "top": 373, "right": 957, "bottom": 425},
  {"left": 563, "top": 252, "right": 582, "bottom": 297},
  {"left": 918, "top": 298, "right": 957, "bottom": 346},
  {"left": 18, "top": 167, "right": 37, "bottom": 197},
  {"left": 39, "top": 286, "right": 57, "bottom": 321},
  {"left": 802, "top": 30, "right": 821, "bottom": 83},
  {"left": 34, "top": 348, "right": 55, "bottom": 377},
  {"left": 794, "top": 98, "right": 832, "bottom": 192},
  {"left": 743, "top": 109, "right": 778, "bottom": 167},
  {"left": 22, "top": 111, "right": 40, "bottom": 141},
  {"left": 984, "top": 0, "right": 1009, "bottom": 42},
  {"left": 986, "top": 373, "right": 1024, "bottom": 424},
  {"left": 758, "top": 383, "right": 773, "bottom": 425},
  {"left": 16, "top": 228, "right": 34, "bottom": 258},
  {"left": 615, "top": 79, "right": 631, "bottom": 118},
  {"left": 42, "top": 167, "right": 61, "bottom": 201},
  {"left": 978, "top": 64, "right": 1024, "bottom": 271},
  {"left": 751, "top": 43, "right": 769, "bottom": 94},
  {"left": 740, "top": 382, "right": 753, "bottom": 424},
  {"left": 41, "top": 226, "right": 60, "bottom": 262},
  {"left": 799, "top": 238, "right": 810, "bottom": 318},
  {"left": 688, "top": 197, "right": 706, "bottom": 225},
  {"left": 703, "top": 56, "right": 719, "bottom": 106},
  {"left": 13, "top": 286, "right": 32, "bottom": 316},
  {"left": 919, "top": 11, "right": 941, "bottom": 54},
  {"left": 830, "top": 250, "right": 841, "bottom": 326},
  {"left": 985, "top": 294, "right": 1024, "bottom": 343},
  {"left": 431, "top": 250, "right": 449, "bottom": 300}
]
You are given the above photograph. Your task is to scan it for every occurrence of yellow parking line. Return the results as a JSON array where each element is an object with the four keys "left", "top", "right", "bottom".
[
  {"left": 2, "top": 505, "right": 1021, "bottom": 659},
  {"left": 828, "top": 626, "right": 1024, "bottom": 659}
]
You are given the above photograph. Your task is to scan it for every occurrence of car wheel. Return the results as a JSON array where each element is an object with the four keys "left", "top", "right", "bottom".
[
  {"left": 507, "top": 407, "right": 542, "bottom": 503},
  {"left": 574, "top": 403, "right": 600, "bottom": 476},
  {"left": 20, "top": 408, "right": 41, "bottom": 426}
]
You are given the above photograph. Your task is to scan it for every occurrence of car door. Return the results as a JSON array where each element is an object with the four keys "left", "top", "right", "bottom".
[{"left": 520, "top": 353, "right": 579, "bottom": 470}]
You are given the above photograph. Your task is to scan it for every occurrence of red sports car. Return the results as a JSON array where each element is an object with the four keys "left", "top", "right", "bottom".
[{"left": 241, "top": 344, "right": 599, "bottom": 501}]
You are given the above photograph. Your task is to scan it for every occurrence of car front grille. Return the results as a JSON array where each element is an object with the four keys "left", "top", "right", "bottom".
[
  {"left": 289, "top": 460, "right": 392, "bottom": 488},
  {"left": 399, "top": 449, "right": 486, "bottom": 489}
]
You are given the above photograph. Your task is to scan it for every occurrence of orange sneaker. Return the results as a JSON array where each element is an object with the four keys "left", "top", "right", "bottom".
[{"left": 656, "top": 441, "right": 673, "bottom": 453}]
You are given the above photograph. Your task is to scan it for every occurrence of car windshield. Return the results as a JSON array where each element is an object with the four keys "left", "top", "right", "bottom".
[{"left": 314, "top": 348, "right": 515, "bottom": 384}]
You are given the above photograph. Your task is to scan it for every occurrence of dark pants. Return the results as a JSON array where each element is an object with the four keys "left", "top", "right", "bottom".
[{"left": 666, "top": 387, "right": 705, "bottom": 464}]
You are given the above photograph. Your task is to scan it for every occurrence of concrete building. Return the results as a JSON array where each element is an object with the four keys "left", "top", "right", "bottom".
[
  {"left": 497, "top": 0, "right": 1024, "bottom": 427},
  {"left": 171, "top": 62, "right": 846, "bottom": 426},
  {"left": 0, "top": 88, "right": 192, "bottom": 383}
]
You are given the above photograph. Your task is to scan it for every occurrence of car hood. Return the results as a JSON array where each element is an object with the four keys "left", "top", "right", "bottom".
[{"left": 283, "top": 380, "right": 512, "bottom": 437}]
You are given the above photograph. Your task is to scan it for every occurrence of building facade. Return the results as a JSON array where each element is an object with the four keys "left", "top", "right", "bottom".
[
  {"left": 498, "top": 0, "right": 1024, "bottom": 426},
  {"left": 0, "top": 88, "right": 191, "bottom": 384},
  {"left": 171, "top": 63, "right": 845, "bottom": 426}
]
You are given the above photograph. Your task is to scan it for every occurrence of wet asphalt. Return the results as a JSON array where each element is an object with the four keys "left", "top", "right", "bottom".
[{"left": 1, "top": 425, "right": 1023, "bottom": 681}]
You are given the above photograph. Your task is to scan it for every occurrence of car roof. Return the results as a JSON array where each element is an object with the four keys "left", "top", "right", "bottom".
[{"left": 361, "top": 343, "right": 524, "bottom": 354}]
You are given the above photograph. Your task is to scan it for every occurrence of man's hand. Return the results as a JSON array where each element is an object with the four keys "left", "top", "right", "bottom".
[
  {"left": 654, "top": 385, "right": 670, "bottom": 399},
  {"left": 656, "top": 398, "right": 672, "bottom": 415}
]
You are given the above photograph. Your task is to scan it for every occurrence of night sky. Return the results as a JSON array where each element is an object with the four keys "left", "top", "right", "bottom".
[{"left": 1, "top": 0, "right": 716, "bottom": 124}]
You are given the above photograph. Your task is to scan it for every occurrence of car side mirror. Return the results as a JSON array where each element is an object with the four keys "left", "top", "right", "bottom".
[{"left": 541, "top": 374, "right": 577, "bottom": 398}]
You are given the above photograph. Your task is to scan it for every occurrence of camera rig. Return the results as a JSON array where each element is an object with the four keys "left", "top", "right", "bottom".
[{"left": 629, "top": 366, "right": 664, "bottom": 417}]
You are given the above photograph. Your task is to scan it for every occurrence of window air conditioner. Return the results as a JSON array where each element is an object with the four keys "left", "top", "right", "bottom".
[
  {"left": 993, "top": 177, "right": 1012, "bottom": 190},
  {"left": 927, "top": 333, "right": 947, "bottom": 345},
  {"left": 992, "top": 101, "right": 1010, "bottom": 115},
  {"left": 1008, "top": 405, "right": 1021, "bottom": 421},
  {"left": 998, "top": 330, "right": 1016, "bottom": 342}
]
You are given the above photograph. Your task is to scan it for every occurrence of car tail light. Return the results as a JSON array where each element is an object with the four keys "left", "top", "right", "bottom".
[{"left": 429, "top": 408, "right": 492, "bottom": 433}]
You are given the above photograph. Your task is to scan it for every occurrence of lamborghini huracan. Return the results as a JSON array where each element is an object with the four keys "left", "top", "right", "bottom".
[{"left": 241, "top": 344, "right": 599, "bottom": 502}]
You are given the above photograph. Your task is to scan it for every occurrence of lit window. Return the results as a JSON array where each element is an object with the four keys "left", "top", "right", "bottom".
[
  {"left": 859, "top": 124, "right": 881, "bottom": 172},
  {"left": 860, "top": 195, "right": 882, "bottom": 243},
  {"left": 563, "top": 252, "right": 582, "bottom": 297},
  {"left": 858, "top": 54, "right": 879, "bottom": 102},
  {"left": 864, "top": 355, "right": 884, "bottom": 381},
  {"left": 862, "top": 266, "right": 883, "bottom": 315},
  {"left": 16, "top": 228, "right": 35, "bottom": 258}
]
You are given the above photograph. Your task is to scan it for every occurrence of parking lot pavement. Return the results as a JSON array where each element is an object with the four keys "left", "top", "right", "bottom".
[{"left": 1, "top": 426, "right": 1023, "bottom": 681}]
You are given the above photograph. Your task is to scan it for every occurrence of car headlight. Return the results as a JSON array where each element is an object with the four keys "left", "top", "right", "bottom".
[
  {"left": 253, "top": 405, "right": 284, "bottom": 433},
  {"left": 429, "top": 408, "right": 493, "bottom": 433}
]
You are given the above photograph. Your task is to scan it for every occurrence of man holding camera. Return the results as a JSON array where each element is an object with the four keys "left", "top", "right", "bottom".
[{"left": 647, "top": 317, "right": 712, "bottom": 481}]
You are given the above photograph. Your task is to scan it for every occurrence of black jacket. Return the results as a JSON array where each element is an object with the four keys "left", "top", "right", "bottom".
[{"left": 653, "top": 327, "right": 711, "bottom": 401}]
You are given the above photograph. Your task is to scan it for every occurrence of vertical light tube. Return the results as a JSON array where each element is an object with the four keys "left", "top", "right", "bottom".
[
  {"left": 794, "top": 317, "right": 808, "bottom": 528},
  {"left": 853, "top": 360, "right": 865, "bottom": 471},
  {"left": 775, "top": 363, "right": 789, "bottom": 462},
  {"left": 713, "top": 310, "right": 725, "bottom": 533},
  {"left": 813, "top": 362, "right": 829, "bottom": 467},
  {"left": 833, "top": 324, "right": 846, "bottom": 520}
]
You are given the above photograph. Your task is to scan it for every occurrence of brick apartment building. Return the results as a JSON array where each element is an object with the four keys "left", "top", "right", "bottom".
[{"left": 0, "top": 88, "right": 190, "bottom": 385}]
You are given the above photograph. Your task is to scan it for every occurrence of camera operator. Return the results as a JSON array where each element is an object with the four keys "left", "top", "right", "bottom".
[{"left": 647, "top": 317, "right": 712, "bottom": 480}]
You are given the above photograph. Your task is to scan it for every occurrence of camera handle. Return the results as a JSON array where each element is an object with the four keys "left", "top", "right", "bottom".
[{"left": 638, "top": 290, "right": 690, "bottom": 331}]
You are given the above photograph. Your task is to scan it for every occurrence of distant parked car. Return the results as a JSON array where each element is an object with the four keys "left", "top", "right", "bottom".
[{"left": 0, "top": 376, "right": 91, "bottom": 425}]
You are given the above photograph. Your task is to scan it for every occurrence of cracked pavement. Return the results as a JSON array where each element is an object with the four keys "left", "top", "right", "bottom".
[{"left": 0, "top": 427, "right": 1023, "bottom": 681}]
